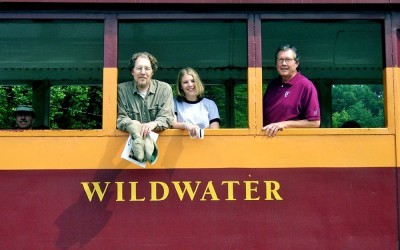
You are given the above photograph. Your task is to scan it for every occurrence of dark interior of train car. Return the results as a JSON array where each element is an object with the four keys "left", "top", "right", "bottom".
[{"left": 0, "top": 19, "right": 384, "bottom": 129}]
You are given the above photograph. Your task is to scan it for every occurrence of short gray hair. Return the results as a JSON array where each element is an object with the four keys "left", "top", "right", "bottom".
[{"left": 274, "top": 44, "right": 300, "bottom": 63}]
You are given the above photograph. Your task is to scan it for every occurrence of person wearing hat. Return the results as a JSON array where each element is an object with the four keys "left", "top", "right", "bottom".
[{"left": 14, "top": 105, "right": 35, "bottom": 129}]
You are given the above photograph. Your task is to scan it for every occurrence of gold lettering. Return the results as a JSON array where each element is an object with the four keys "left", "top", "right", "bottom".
[
  {"left": 265, "top": 181, "right": 283, "bottom": 200},
  {"left": 82, "top": 180, "right": 284, "bottom": 202},
  {"left": 129, "top": 181, "right": 145, "bottom": 201},
  {"left": 244, "top": 181, "right": 260, "bottom": 200},
  {"left": 115, "top": 182, "right": 125, "bottom": 201},
  {"left": 221, "top": 181, "right": 240, "bottom": 200},
  {"left": 150, "top": 181, "right": 169, "bottom": 201},
  {"left": 200, "top": 181, "right": 219, "bottom": 201},
  {"left": 172, "top": 181, "right": 201, "bottom": 201},
  {"left": 81, "top": 182, "right": 110, "bottom": 202}
]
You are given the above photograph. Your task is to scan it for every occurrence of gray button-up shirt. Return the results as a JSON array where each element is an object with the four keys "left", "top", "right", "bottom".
[{"left": 117, "top": 79, "right": 174, "bottom": 132}]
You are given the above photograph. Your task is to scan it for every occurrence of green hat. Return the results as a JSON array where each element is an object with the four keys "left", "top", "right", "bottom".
[
  {"left": 143, "top": 136, "right": 158, "bottom": 164},
  {"left": 14, "top": 105, "right": 35, "bottom": 115}
]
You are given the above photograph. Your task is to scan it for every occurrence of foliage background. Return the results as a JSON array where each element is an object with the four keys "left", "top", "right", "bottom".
[
  {"left": 0, "top": 83, "right": 384, "bottom": 129},
  {"left": 0, "top": 86, "right": 102, "bottom": 129},
  {"left": 331, "top": 84, "right": 384, "bottom": 128}
]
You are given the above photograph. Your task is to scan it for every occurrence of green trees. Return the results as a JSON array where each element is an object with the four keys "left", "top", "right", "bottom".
[
  {"left": 0, "top": 83, "right": 385, "bottom": 129},
  {"left": 50, "top": 86, "right": 102, "bottom": 129},
  {"left": 0, "top": 85, "right": 102, "bottom": 129},
  {"left": 0, "top": 86, "right": 33, "bottom": 129},
  {"left": 332, "top": 84, "right": 384, "bottom": 128}
]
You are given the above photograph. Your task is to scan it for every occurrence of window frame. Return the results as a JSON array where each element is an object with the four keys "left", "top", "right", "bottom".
[
  {"left": 258, "top": 12, "right": 393, "bottom": 136},
  {"left": 0, "top": 12, "right": 393, "bottom": 137}
]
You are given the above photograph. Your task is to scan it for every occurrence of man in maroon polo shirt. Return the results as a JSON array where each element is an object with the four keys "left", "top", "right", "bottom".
[{"left": 262, "top": 45, "right": 320, "bottom": 137}]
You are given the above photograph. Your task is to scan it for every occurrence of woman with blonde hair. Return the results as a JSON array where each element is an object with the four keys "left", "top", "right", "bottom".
[{"left": 172, "top": 67, "right": 220, "bottom": 137}]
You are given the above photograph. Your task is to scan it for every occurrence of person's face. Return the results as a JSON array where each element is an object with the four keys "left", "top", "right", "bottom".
[
  {"left": 180, "top": 73, "right": 198, "bottom": 100},
  {"left": 276, "top": 49, "right": 299, "bottom": 81},
  {"left": 131, "top": 56, "right": 154, "bottom": 90},
  {"left": 16, "top": 112, "right": 34, "bottom": 129}
]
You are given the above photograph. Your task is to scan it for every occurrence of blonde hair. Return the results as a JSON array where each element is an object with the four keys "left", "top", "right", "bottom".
[{"left": 176, "top": 67, "right": 205, "bottom": 100}]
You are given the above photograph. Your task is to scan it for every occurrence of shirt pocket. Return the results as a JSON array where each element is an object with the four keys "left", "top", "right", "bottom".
[
  {"left": 127, "top": 108, "right": 140, "bottom": 121},
  {"left": 148, "top": 104, "right": 159, "bottom": 121}
]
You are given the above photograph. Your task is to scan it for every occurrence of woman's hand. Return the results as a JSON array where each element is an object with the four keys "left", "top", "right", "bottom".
[{"left": 184, "top": 123, "right": 201, "bottom": 138}]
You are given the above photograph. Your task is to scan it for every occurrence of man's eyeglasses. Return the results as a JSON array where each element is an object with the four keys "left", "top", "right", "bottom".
[
  {"left": 134, "top": 67, "right": 152, "bottom": 73},
  {"left": 277, "top": 58, "right": 295, "bottom": 64}
]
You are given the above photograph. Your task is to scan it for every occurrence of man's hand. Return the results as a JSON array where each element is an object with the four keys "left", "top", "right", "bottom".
[
  {"left": 262, "top": 122, "right": 286, "bottom": 137},
  {"left": 141, "top": 121, "right": 157, "bottom": 138}
]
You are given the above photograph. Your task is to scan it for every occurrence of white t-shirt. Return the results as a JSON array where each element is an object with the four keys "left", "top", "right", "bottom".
[{"left": 174, "top": 98, "right": 220, "bottom": 129}]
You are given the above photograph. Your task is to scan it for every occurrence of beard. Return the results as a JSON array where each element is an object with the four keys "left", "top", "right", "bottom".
[{"left": 137, "top": 80, "right": 151, "bottom": 90}]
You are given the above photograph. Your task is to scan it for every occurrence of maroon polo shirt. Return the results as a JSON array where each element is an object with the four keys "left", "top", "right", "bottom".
[{"left": 263, "top": 72, "right": 320, "bottom": 126}]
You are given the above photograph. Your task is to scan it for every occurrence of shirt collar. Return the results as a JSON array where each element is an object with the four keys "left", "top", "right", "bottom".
[
  {"left": 133, "top": 79, "right": 155, "bottom": 94},
  {"left": 282, "top": 71, "right": 301, "bottom": 86},
  {"left": 183, "top": 97, "right": 203, "bottom": 104}
]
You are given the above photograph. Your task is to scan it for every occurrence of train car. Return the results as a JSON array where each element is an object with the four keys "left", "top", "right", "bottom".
[{"left": 0, "top": 0, "right": 399, "bottom": 249}]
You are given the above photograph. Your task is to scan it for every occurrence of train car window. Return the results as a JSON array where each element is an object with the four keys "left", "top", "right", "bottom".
[
  {"left": 0, "top": 20, "right": 103, "bottom": 130},
  {"left": 118, "top": 20, "right": 248, "bottom": 128},
  {"left": 261, "top": 20, "right": 384, "bottom": 128},
  {"left": 0, "top": 85, "right": 32, "bottom": 129}
]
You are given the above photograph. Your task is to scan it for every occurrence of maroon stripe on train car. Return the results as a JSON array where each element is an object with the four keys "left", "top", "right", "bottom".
[
  {"left": 0, "top": 0, "right": 395, "bottom": 4},
  {"left": 104, "top": 17, "right": 118, "bottom": 68},
  {"left": 385, "top": 14, "right": 394, "bottom": 68},
  {"left": 248, "top": 15, "right": 262, "bottom": 68},
  {"left": 391, "top": 13, "right": 400, "bottom": 68},
  {"left": 0, "top": 168, "right": 397, "bottom": 249}
]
